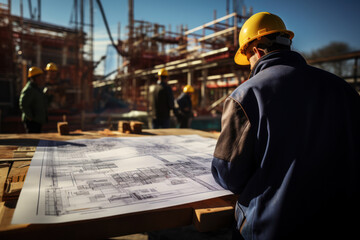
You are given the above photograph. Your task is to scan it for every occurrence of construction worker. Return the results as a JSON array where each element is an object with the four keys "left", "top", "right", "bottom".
[
  {"left": 150, "top": 68, "right": 174, "bottom": 128},
  {"left": 19, "top": 66, "right": 48, "bottom": 133},
  {"left": 44, "top": 62, "right": 63, "bottom": 109},
  {"left": 44, "top": 62, "right": 58, "bottom": 84},
  {"left": 175, "top": 85, "right": 194, "bottom": 128},
  {"left": 211, "top": 12, "right": 360, "bottom": 240}
]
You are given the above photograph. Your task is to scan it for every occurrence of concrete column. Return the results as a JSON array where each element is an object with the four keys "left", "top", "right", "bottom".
[
  {"left": 201, "top": 68, "right": 208, "bottom": 107},
  {"left": 187, "top": 69, "right": 193, "bottom": 85},
  {"left": 132, "top": 78, "right": 136, "bottom": 106},
  {"left": 21, "top": 60, "right": 27, "bottom": 88},
  {"left": 62, "top": 46, "right": 68, "bottom": 66},
  {"left": 36, "top": 42, "right": 41, "bottom": 67}
]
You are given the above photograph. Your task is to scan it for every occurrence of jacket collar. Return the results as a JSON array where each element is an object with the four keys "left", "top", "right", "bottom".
[
  {"left": 249, "top": 50, "right": 307, "bottom": 78},
  {"left": 28, "top": 80, "right": 43, "bottom": 92}
]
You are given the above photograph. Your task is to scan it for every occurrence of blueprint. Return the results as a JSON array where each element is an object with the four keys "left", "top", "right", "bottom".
[{"left": 12, "top": 135, "right": 232, "bottom": 224}]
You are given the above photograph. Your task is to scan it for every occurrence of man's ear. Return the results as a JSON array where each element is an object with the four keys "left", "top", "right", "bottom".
[{"left": 253, "top": 47, "right": 265, "bottom": 59}]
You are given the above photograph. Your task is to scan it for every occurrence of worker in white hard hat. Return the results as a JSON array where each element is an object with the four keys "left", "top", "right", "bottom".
[
  {"left": 19, "top": 66, "right": 48, "bottom": 133},
  {"left": 175, "top": 85, "right": 194, "bottom": 128},
  {"left": 149, "top": 68, "right": 175, "bottom": 128},
  {"left": 211, "top": 12, "right": 360, "bottom": 240}
]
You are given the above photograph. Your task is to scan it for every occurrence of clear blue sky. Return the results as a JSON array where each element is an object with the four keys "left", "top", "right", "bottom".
[{"left": 5, "top": 0, "right": 360, "bottom": 71}]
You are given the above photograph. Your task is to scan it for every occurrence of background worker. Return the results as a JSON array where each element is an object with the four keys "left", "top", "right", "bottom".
[
  {"left": 43, "top": 62, "right": 59, "bottom": 109},
  {"left": 211, "top": 12, "right": 360, "bottom": 240},
  {"left": 43, "top": 62, "right": 67, "bottom": 110},
  {"left": 19, "top": 66, "right": 48, "bottom": 133},
  {"left": 150, "top": 68, "right": 174, "bottom": 128},
  {"left": 44, "top": 62, "right": 58, "bottom": 85},
  {"left": 175, "top": 85, "right": 194, "bottom": 128}
]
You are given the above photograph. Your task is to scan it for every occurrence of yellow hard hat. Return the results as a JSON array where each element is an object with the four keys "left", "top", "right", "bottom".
[
  {"left": 158, "top": 68, "right": 168, "bottom": 76},
  {"left": 45, "top": 62, "right": 58, "bottom": 71},
  {"left": 183, "top": 85, "right": 194, "bottom": 93},
  {"left": 28, "top": 66, "right": 44, "bottom": 78},
  {"left": 234, "top": 12, "right": 294, "bottom": 65}
]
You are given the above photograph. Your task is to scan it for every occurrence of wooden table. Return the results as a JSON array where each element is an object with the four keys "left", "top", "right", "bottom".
[{"left": 0, "top": 129, "right": 236, "bottom": 239}]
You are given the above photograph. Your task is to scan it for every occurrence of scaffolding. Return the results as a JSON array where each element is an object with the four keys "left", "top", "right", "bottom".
[
  {"left": 0, "top": 2, "right": 15, "bottom": 111},
  {"left": 0, "top": 0, "right": 95, "bottom": 132},
  {"left": 93, "top": 1, "right": 253, "bottom": 117}
]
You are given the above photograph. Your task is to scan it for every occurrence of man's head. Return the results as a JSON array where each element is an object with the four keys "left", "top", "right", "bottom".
[
  {"left": 45, "top": 62, "right": 58, "bottom": 83},
  {"left": 158, "top": 68, "right": 168, "bottom": 82},
  {"left": 45, "top": 62, "right": 58, "bottom": 72},
  {"left": 28, "top": 66, "right": 45, "bottom": 87},
  {"left": 183, "top": 85, "right": 194, "bottom": 95},
  {"left": 235, "top": 12, "right": 294, "bottom": 69}
]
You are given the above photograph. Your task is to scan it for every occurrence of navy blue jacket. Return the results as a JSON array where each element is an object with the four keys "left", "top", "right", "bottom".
[
  {"left": 212, "top": 50, "right": 360, "bottom": 239},
  {"left": 151, "top": 81, "right": 174, "bottom": 119},
  {"left": 177, "top": 92, "right": 192, "bottom": 116}
]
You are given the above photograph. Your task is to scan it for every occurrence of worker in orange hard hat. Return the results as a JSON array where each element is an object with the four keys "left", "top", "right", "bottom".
[
  {"left": 19, "top": 66, "right": 48, "bottom": 133},
  {"left": 212, "top": 12, "right": 360, "bottom": 240},
  {"left": 175, "top": 85, "right": 194, "bottom": 128},
  {"left": 149, "top": 68, "right": 174, "bottom": 128}
]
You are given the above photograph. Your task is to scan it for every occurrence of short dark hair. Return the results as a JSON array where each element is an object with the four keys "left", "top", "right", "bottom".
[
  {"left": 248, "top": 32, "right": 292, "bottom": 55},
  {"left": 159, "top": 75, "right": 167, "bottom": 81},
  {"left": 262, "top": 33, "right": 291, "bottom": 51}
]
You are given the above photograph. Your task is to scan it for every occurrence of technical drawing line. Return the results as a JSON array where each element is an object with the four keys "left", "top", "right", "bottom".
[{"left": 12, "top": 135, "right": 232, "bottom": 224}]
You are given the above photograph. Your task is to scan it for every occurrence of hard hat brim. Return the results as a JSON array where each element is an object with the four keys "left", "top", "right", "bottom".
[
  {"left": 234, "top": 48, "right": 250, "bottom": 65},
  {"left": 28, "top": 72, "right": 42, "bottom": 78},
  {"left": 158, "top": 68, "right": 168, "bottom": 76}
]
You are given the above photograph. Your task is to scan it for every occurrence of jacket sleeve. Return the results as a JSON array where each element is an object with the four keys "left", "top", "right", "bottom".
[
  {"left": 19, "top": 88, "right": 34, "bottom": 121},
  {"left": 211, "top": 97, "right": 256, "bottom": 194},
  {"left": 167, "top": 86, "right": 175, "bottom": 110}
]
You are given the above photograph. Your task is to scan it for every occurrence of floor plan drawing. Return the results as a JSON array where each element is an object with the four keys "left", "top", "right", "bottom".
[{"left": 12, "top": 135, "right": 232, "bottom": 224}]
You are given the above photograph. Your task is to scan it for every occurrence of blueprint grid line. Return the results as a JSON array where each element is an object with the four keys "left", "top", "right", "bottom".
[{"left": 36, "top": 146, "right": 47, "bottom": 215}]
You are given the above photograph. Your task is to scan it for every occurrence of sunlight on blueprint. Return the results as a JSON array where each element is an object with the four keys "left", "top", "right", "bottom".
[{"left": 12, "top": 135, "right": 232, "bottom": 224}]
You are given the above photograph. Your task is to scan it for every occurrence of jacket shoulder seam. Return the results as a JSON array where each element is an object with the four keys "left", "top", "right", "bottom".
[{"left": 228, "top": 96, "right": 250, "bottom": 122}]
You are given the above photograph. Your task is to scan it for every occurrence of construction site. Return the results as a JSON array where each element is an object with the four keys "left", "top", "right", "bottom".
[
  {"left": 1, "top": 1, "right": 360, "bottom": 240},
  {"left": 0, "top": 0, "right": 359, "bottom": 133}
]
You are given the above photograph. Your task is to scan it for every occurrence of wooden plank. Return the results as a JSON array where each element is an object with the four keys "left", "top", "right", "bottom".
[
  {"left": 0, "top": 205, "right": 193, "bottom": 239},
  {"left": 2, "top": 160, "right": 29, "bottom": 202},
  {"left": 0, "top": 202, "right": 5, "bottom": 225},
  {"left": 0, "top": 129, "right": 236, "bottom": 238},
  {"left": 130, "top": 121, "right": 143, "bottom": 134},
  {"left": 57, "top": 122, "right": 70, "bottom": 135},
  {"left": 0, "top": 197, "right": 236, "bottom": 238},
  {"left": 13, "top": 147, "right": 36, "bottom": 152},
  {"left": 191, "top": 195, "right": 236, "bottom": 232},
  {"left": 0, "top": 158, "right": 32, "bottom": 162},
  {"left": 0, "top": 129, "right": 219, "bottom": 141},
  {"left": 0, "top": 164, "right": 11, "bottom": 201},
  {"left": 0, "top": 146, "right": 35, "bottom": 162},
  {"left": 193, "top": 206, "right": 234, "bottom": 232},
  {"left": 0, "top": 146, "right": 18, "bottom": 159},
  {"left": 12, "top": 151, "right": 34, "bottom": 158},
  {"left": 118, "top": 121, "right": 131, "bottom": 133},
  {"left": 12, "top": 146, "right": 36, "bottom": 158},
  {"left": 185, "top": 12, "right": 237, "bottom": 34}
]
